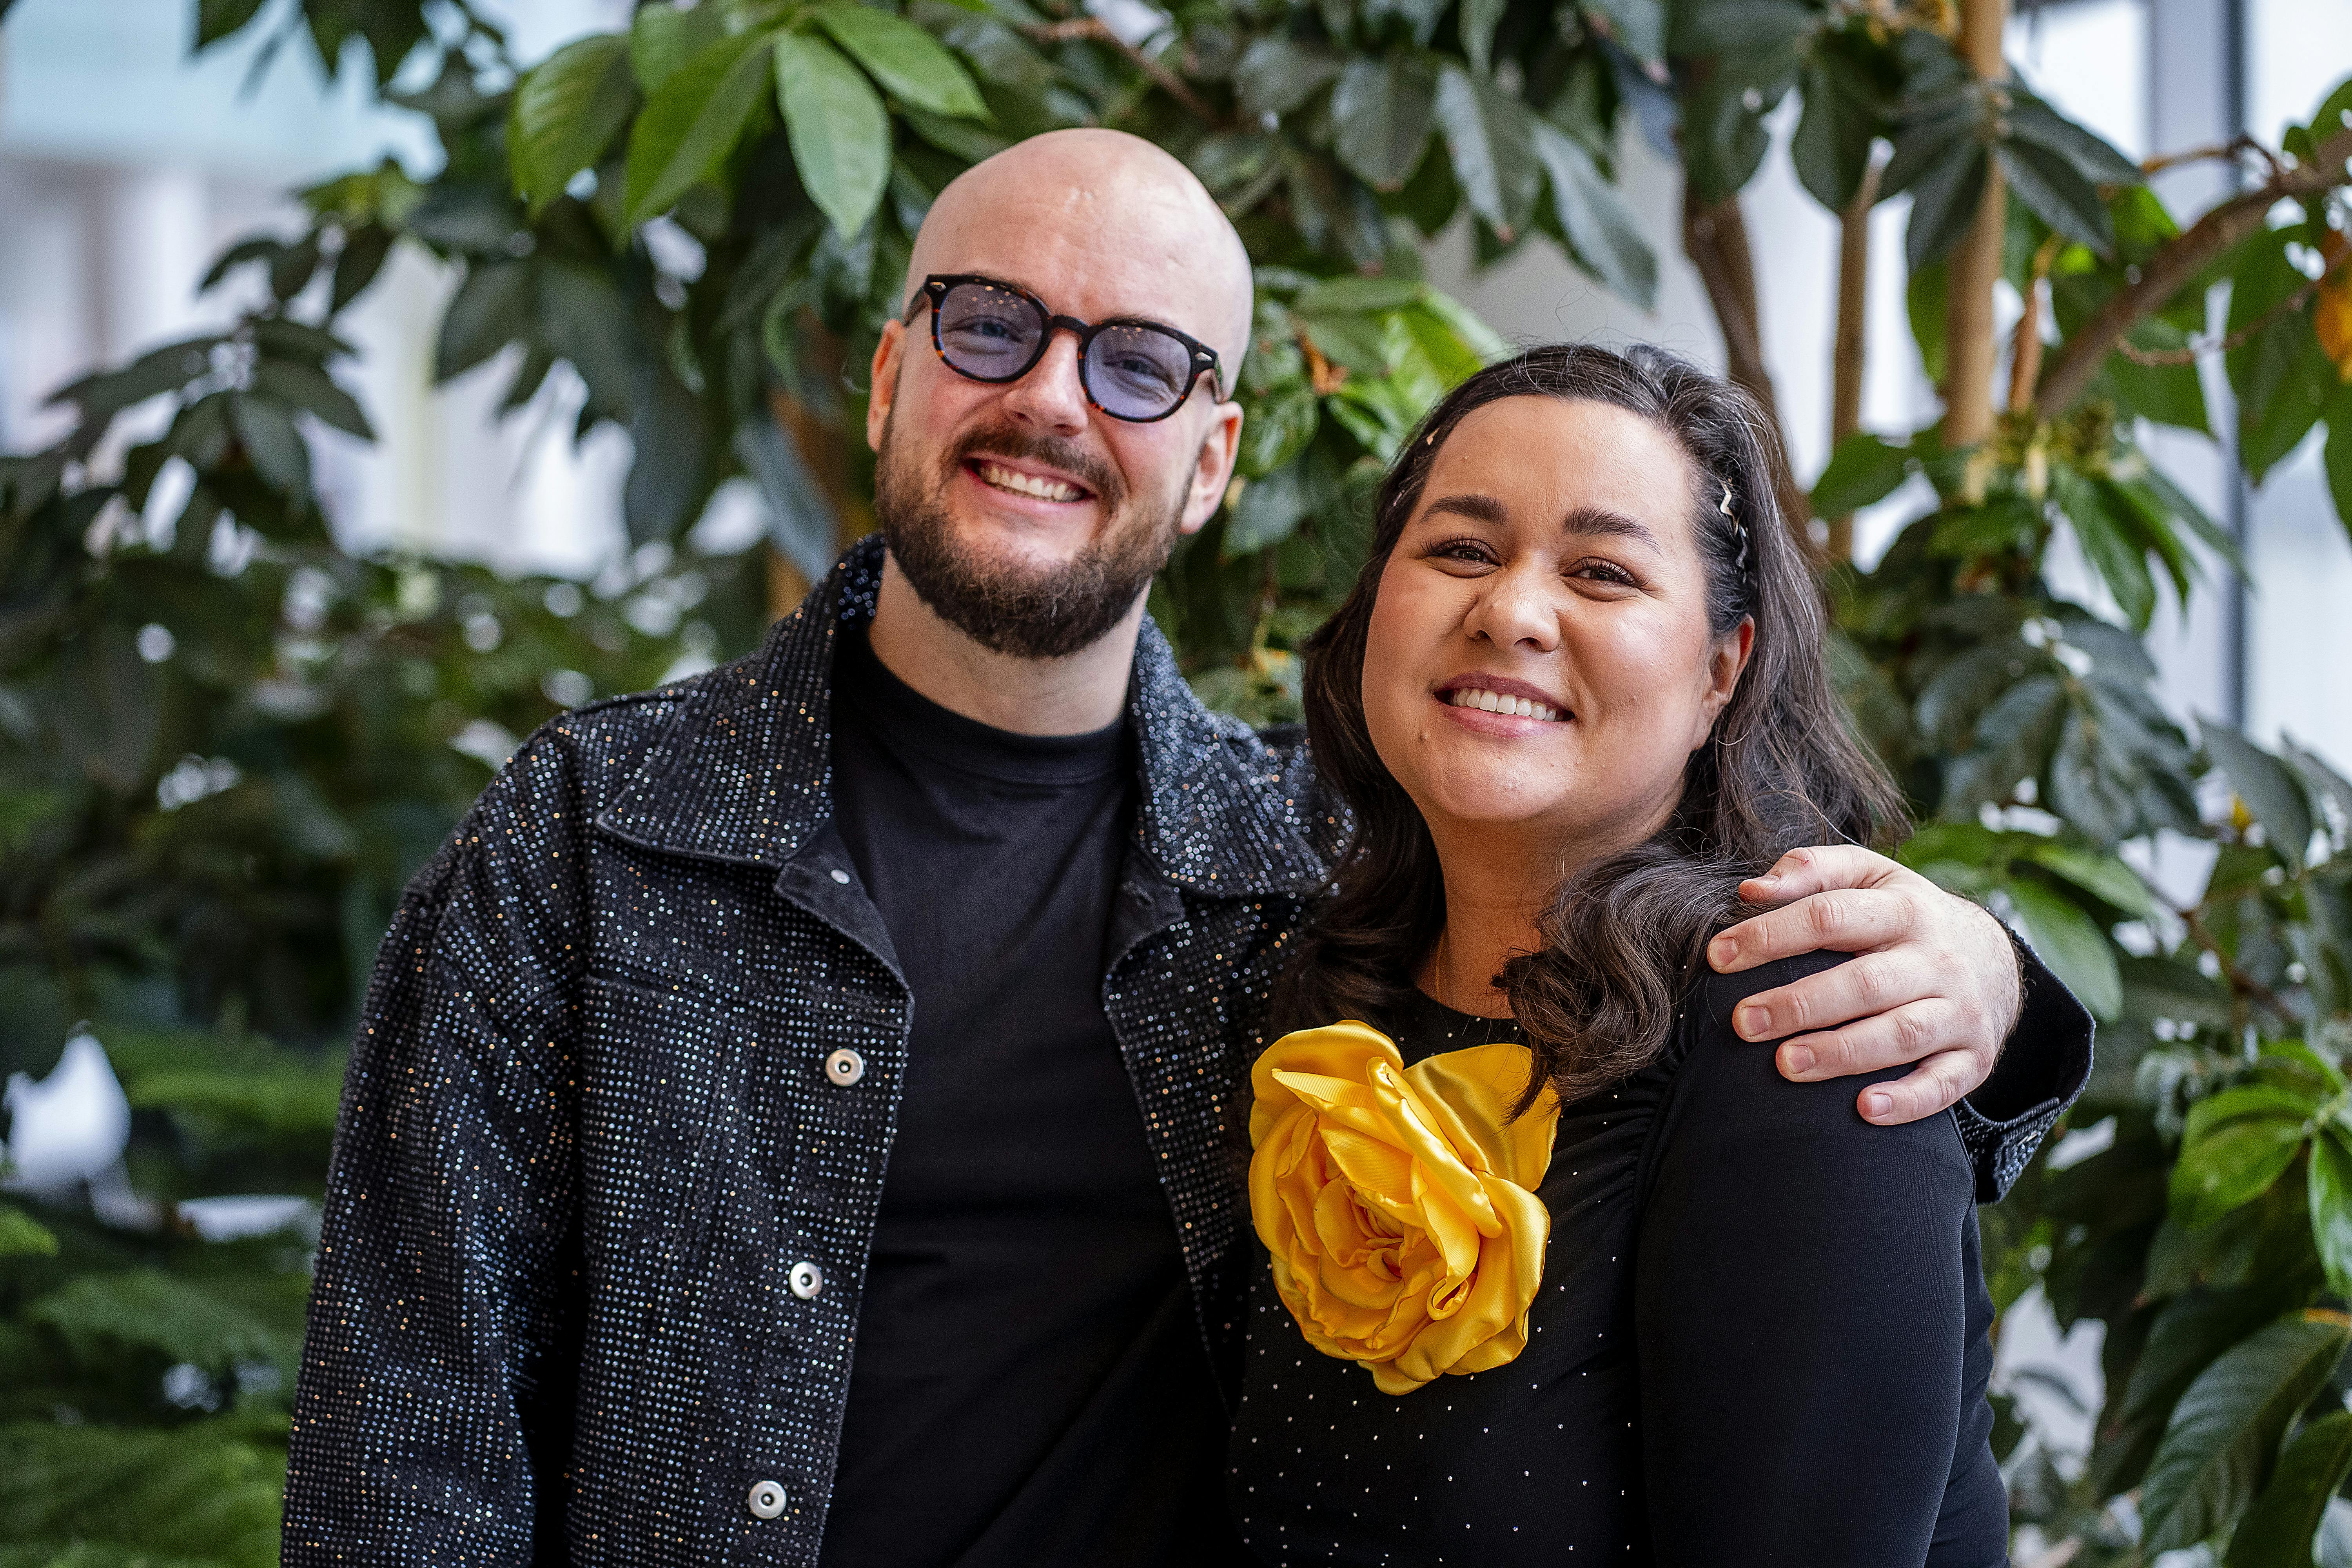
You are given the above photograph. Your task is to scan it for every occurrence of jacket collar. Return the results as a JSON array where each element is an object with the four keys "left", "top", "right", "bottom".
[{"left": 598, "top": 534, "right": 1335, "bottom": 898}]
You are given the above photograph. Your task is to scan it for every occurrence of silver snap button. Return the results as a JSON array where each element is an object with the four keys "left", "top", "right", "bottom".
[
  {"left": 747, "top": 1478, "right": 788, "bottom": 1519},
  {"left": 789, "top": 1260, "right": 824, "bottom": 1299},
  {"left": 824, "top": 1048, "right": 866, "bottom": 1087},
  {"left": 828, "top": 867, "right": 850, "bottom": 885}
]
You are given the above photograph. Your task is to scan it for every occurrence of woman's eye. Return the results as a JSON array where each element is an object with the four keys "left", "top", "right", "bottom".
[
  {"left": 1570, "top": 559, "right": 1638, "bottom": 587},
  {"left": 1426, "top": 540, "right": 1495, "bottom": 568}
]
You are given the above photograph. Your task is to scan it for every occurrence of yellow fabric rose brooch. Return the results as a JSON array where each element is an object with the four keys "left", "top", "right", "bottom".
[{"left": 1247, "top": 1020, "right": 1562, "bottom": 1396}]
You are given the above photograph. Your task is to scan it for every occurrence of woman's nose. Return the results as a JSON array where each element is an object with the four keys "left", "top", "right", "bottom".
[
  {"left": 1464, "top": 567, "right": 1563, "bottom": 652},
  {"left": 999, "top": 331, "right": 1090, "bottom": 435}
]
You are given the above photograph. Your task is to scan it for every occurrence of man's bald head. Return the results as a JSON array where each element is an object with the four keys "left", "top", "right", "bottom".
[{"left": 904, "top": 128, "right": 1254, "bottom": 383}]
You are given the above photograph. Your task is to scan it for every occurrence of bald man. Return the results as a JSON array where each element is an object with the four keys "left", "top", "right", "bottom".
[{"left": 281, "top": 129, "right": 2086, "bottom": 1568}]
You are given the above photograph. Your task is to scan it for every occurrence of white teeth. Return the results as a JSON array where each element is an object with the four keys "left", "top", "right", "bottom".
[
  {"left": 1446, "top": 688, "right": 1563, "bottom": 722},
  {"left": 976, "top": 460, "right": 1083, "bottom": 502}
]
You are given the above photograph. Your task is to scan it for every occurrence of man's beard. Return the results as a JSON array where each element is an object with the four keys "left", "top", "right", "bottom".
[{"left": 872, "top": 411, "right": 1189, "bottom": 661}]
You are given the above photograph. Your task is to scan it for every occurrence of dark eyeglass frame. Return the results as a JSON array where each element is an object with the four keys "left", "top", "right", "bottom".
[{"left": 904, "top": 273, "right": 1226, "bottom": 423}]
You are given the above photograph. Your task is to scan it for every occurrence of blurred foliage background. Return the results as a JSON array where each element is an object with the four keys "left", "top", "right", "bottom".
[{"left": 1, "top": 0, "right": 2350, "bottom": 1561}]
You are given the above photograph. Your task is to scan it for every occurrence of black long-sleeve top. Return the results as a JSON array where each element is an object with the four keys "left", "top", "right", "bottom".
[{"left": 1226, "top": 953, "right": 2017, "bottom": 1566}]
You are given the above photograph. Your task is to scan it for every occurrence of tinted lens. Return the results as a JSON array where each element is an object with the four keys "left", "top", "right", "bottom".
[
  {"left": 935, "top": 282, "right": 1044, "bottom": 379},
  {"left": 1085, "top": 323, "right": 1198, "bottom": 418}
]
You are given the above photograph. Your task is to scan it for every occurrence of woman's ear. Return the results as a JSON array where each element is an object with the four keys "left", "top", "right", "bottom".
[{"left": 1694, "top": 616, "right": 1755, "bottom": 743}]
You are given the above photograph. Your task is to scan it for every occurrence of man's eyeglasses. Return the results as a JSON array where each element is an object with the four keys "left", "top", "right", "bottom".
[{"left": 905, "top": 274, "right": 1224, "bottom": 424}]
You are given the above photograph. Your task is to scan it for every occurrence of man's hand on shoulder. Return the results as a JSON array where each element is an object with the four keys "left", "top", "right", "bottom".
[{"left": 1705, "top": 846, "right": 2024, "bottom": 1127}]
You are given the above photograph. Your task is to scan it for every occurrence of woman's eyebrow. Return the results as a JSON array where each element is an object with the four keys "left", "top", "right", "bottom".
[
  {"left": 1423, "top": 493, "right": 1509, "bottom": 524},
  {"left": 1562, "top": 505, "right": 1659, "bottom": 550}
]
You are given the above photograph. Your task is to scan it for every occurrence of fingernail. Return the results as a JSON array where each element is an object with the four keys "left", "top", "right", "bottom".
[
  {"left": 1783, "top": 1045, "right": 1814, "bottom": 1076},
  {"left": 1752, "top": 873, "right": 1778, "bottom": 888},
  {"left": 1864, "top": 1091, "right": 1893, "bottom": 1120},
  {"left": 1712, "top": 935, "right": 1737, "bottom": 964},
  {"left": 1736, "top": 1003, "right": 1769, "bottom": 1038}
]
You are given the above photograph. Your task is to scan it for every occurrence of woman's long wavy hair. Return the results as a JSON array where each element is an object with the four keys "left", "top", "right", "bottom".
[{"left": 1279, "top": 343, "right": 1908, "bottom": 1102}]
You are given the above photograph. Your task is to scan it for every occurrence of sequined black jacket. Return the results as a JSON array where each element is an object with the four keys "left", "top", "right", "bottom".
[{"left": 282, "top": 536, "right": 2087, "bottom": 1567}]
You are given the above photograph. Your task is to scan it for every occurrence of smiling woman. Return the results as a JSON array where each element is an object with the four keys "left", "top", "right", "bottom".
[{"left": 1229, "top": 343, "right": 2051, "bottom": 1565}]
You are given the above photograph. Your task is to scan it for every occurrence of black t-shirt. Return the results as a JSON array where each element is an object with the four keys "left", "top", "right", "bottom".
[
  {"left": 1228, "top": 955, "right": 2006, "bottom": 1566},
  {"left": 818, "top": 625, "right": 1245, "bottom": 1567}
]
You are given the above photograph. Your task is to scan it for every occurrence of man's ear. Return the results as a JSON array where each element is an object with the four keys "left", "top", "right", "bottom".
[
  {"left": 1180, "top": 400, "right": 1245, "bottom": 536},
  {"left": 866, "top": 320, "right": 907, "bottom": 452}
]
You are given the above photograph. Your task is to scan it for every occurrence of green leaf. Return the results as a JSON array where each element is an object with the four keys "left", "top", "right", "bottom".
[
  {"left": 2172, "top": 1113, "right": 2307, "bottom": 1229},
  {"left": 2229, "top": 1409, "right": 2352, "bottom": 1568},
  {"left": 2325, "top": 386, "right": 2352, "bottom": 546},
  {"left": 1904, "top": 140, "right": 1989, "bottom": 272},
  {"left": 0, "top": 1203, "right": 57, "bottom": 1257},
  {"left": 2054, "top": 466, "right": 2156, "bottom": 630},
  {"left": 27, "top": 1270, "right": 295, "bottom": 1372},
  {"left": 1331, "top": 54, "right": 1437, "bottom": 191},
  {"left": 630, "top": 1, "right": 727, "bottom": 93},
  {"left": 1227, "top": 465, "right": 1310, "bottom": 553},
  {"left": 2309, "top": 1133, "right": 2352, "bottom": 1301},
  {"left": 435, "top": 260, "right": 534, "bottom": 381},
  {"left": 2202, "top": 716, "right": 2316, "bottom": 872},
  {"left": 1584, "top": 0, "right": 1665, "bottom": 64},
  {"left": 1791, "top": 48, "right": 1881, "bottom": 213},
  {"left": 1671, "top": 0, "right": 1813, "bottom": 56},
  {"left": 2003, "top": 876, "right": 2122, "bottom": 1020},
  {"left": 2022, "top": 842, "right": 2165, "bottom": 922},
  {"left": 622, "top": 29, "right": 774, "bottom": 224},
  {"left": 903, "top": 105, "right": 1010, "bottom": 163},
  {"left": 0, "top": 1418, "right": 289, "bottom": 1565},
  {"left": 229, "top": 395, "right": 310, "bottom": 499},
  {"left": 1238, "top": 385, "right": 1320, "bottom": 477},
  {"left": 2142, "top": 1311, "right": 2352, "bottom": 1553},
  {"left": 775, "top": 31, "right": 893, "bottom": 241},
  {"left": 813, "top": 4, "right": 987, "bottom": 120},
  {"left": 1530, "top": 123, "right": 1657, "bottom": 309},
  {"left": 195, "top": 0, "right": 266, "bottom": 48},
  {"left": 1235, "top": 38, "right": 1342, "bottom": 118},
  {"left": 250, "top": 359, "right": 372, "bottom": 440},
  {"left": 1460, "top": 0, "right": 1506, "bottom": 76},
  {"left": 1811, "top": 432, "right": 1913, "bottom": 515},
  {"left": 2227, "top": 229, "right": 2336, "bottom": 485},
  {"left": 48, "top": 337, "right": 219, "bottom": 418},
  {"left": 1907, "top": 255, "right": 1949, "bottom": 386},
  {"left": 1433, "top": 65, "right": 1542, "bottom": 241},
  {"left": 510, "top": 33, "right": 637, "bottom": 216},
  {"left": 2006, "top": 90, "right": 2143, "bottom": 187},
  {"left": 1294, "top": 276, "right": 1424, "bottom": 315},
  {"left": 1998, "top": 139, "right": 2115, "bottom": 257}
]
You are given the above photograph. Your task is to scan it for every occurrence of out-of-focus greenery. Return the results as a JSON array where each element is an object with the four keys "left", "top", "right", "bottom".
[{"left": 2, "top": 0, "right": 2351, "bottom": 1561}]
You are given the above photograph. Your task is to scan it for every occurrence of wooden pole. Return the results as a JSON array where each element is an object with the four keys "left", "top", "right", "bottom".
[
  {"left": 1683, "top": 186, "right": 1818, "bottom": 550},
  {"left": 1943, "top": 0, "right": 2009, "bottom": 448},
  {"left": 1826, "top": 158, "right": 1882, "bottom": 562}
]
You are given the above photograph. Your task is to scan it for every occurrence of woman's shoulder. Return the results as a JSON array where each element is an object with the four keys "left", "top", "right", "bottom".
[{"left": 1638, "top": 951, "right": 1972, "bottom": 1198}]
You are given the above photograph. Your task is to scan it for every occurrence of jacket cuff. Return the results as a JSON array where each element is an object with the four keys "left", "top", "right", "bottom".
[{"left": 1953, "top": 928, "right": 2095, "bottom": 1203}]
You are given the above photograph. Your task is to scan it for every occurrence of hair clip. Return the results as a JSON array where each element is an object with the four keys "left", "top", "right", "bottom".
[
  {"left": 1719, "top": 481, "right": 1750, "bottom": 571},
  {"left": 1718, "top": 483, "right": 1735, "bottom": 516}
]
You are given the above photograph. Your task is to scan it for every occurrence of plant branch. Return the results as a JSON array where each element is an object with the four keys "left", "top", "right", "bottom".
[
  {"left": 2036, "top": 124, "right": 2352, "bottom": 412},
  {"left": 1683, "top": 186, "right": 1816, "bottom": 547},
  {"left": 2007, "top": 232, "right": 2064, "bottom": 408},
  {"left": 1827, "top": 158, "right": 1883, "bottom": 562},
  {"left": 1943, "top": 0, "right": 2009, "bottom": 447},
  {"left": 2112, "top": 239, "right": 2352, "bottom": 365},
  {"left": 1027, "top": 18, "right": 1219, "bottom": 125}
]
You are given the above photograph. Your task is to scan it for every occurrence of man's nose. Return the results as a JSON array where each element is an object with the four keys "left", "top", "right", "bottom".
[{"left": 998, "top": 330, "right": 1091, "bottom": 436}]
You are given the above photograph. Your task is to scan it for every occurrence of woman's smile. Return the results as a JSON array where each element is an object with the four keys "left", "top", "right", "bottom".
[{"left": 1434, "top": 673, "right": 1570, "bottom": 729}]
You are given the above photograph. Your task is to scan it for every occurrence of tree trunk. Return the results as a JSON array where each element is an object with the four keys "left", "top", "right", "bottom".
[
  {"left": 1943, "top": 0, "right": 2009, "bottom": 449},
  {"left": 1826, "top": 160, "right": 1882, "bottom": 562},
  {"left": 1683, "top": 185, "right": 1816, "bottom": 548},
  {"left": 761, "top": 318, "right": 871, "bottom": 621}
]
